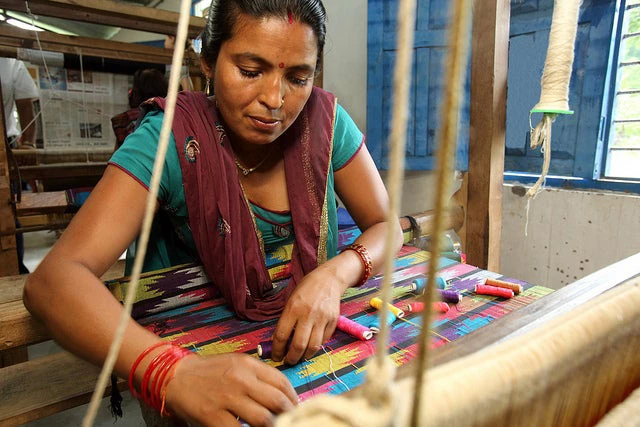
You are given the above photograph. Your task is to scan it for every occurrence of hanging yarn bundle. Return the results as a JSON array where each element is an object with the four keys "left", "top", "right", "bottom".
[{"left": 527, "top": 0, "right": 581, "bottom": 199}]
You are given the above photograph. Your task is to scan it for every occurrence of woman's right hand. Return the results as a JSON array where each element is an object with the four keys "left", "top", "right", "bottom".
[{"left": 165, "top": 353, "right": 297, "bottom": 426}]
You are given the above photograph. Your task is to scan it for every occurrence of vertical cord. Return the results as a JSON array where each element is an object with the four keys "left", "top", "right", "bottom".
[
  {"left": 81, "top": 0, "right": 192, "bottom": 425},
  {"left": 77, "top": 48, "right": 90, "bottom": 157},
  {"left": 409, "top": 0, "right": 472, "bottom": 425},
  {"left": 369, "top": 0, "right": 417, "bottom": 404}
]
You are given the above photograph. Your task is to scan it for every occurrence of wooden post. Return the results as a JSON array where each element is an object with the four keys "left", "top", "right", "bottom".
[
  {"left": 466, "top": 0, "right": 510, "bottom": 271},
  {"left": 0, "top": 83, "right": 19, "bottom": 277}
]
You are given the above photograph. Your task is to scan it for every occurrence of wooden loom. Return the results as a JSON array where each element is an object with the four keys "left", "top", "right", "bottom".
[
  {"left": 277, "top": 267, "right": 640, "bottom": 426},
  {"left": 1, "top": 1, "right": 639, "bottom": 427}
]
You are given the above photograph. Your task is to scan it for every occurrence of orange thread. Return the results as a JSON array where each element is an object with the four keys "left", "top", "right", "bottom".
[{"left": 484, "top": 277, "right": 523, "bottom": 294}]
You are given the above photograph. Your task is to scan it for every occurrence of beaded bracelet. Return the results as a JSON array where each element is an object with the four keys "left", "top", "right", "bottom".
[
  {"left": 347, "top": 243, "right": 373, "bottom": 287},
  {"left": 129, "top": 342, "right": 193, "bottom": 416}
]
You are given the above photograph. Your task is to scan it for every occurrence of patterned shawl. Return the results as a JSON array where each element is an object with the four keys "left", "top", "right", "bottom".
[{"left": 151, "top": 88, "right": 336, "bottom": 320}]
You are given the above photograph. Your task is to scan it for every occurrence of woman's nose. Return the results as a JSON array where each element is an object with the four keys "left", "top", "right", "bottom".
[{"left": 260, "top": 76, "right": 285, "bottom": 110}]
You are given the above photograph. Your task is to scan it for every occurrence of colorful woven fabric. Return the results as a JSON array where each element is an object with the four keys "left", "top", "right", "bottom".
[
  {"left": 107, "top": 226, "right": 552, "bottom": 400},
  {"left": 64, "top": 187, "right": 93, "bottom": 212}
]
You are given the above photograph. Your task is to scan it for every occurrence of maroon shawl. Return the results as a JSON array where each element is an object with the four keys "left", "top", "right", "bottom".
[{"left": 152, "top": 88, "right": 336, "bottom": 320}]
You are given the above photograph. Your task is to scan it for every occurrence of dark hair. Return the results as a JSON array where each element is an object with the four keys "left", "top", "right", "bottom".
[
  {"left": 201, "top": 0, "right": 326, "bottom": 73},
  {"left": 129, "top": 68, "right": 169, "bottom": 109}
]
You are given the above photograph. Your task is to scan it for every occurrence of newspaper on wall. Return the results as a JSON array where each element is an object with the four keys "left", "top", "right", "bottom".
[{"left": 34, "top": 66, "right": 130, "bottom": 151}]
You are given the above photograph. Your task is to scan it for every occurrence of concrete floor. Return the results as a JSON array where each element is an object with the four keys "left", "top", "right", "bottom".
[{"left": 21, "top": 231, "right": 146, "bottom": 427}]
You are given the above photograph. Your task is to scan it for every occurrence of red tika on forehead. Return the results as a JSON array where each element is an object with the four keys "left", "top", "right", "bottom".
[{"left": 279, "top": 62, "right": 285, "bottom": 68}]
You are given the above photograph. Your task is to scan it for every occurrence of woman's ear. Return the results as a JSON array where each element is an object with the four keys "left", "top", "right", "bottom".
[{"left": 200, "top": 57, "right": 213, "bottom": 79}]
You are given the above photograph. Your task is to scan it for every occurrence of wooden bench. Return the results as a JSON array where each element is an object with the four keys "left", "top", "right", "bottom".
[
  {"left": 0, "top": 259, "right": 126, "bottom": 425},
  {"left": 14, "top": 190, "right": 75, "bottom": 233}
]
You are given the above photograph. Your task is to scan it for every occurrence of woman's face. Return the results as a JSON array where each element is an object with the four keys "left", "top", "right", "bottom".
[{"left": 210, "top": 14, "right": 318, "bottom": 147}]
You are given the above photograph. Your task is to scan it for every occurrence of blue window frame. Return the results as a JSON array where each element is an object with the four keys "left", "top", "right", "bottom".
[
  {"left": 368, "top": 0, "right": 639, "bottom": 192},
  {"left": 599, "top": 0, "right": 640, "bottom": 181},
  {"left": 367, "top": 0, "right": 470, "bottom": 171}
]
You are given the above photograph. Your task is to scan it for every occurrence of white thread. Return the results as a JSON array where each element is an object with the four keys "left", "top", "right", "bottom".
[
  {"left": 15, "top": 1, "right": 111, "bottom": 147},
  {"left": 81, "top": 0, "right": 193, "bottom": 425},
  {"left": 369, "top": 0, "right": 417, "bottom": 408},
  {"left": 321, "top": 346, "right": 350, "bottom": 392},
  {"left": 528, "top": 0, "right": 581, "bottom": 202},
  {"left": 531, "top": 0, "right": 581, "bottom": 113},
  {"left": 408, "top": 0, "right": 472, "bottom": 424}
]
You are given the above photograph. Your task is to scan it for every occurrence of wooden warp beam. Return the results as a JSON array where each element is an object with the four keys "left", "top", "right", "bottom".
[{"left": 302, "top": 278, "right": 640, "bottom": 426}]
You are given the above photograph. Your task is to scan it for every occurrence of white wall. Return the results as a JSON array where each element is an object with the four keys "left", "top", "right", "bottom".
[
  {"left": 322, "top": 0, "right": 438, "bottom": 216},
  {"left": 501, "top": 184, "right": 640, "bottom": 290},
  {"left": 322, "top": 0, "right": 368, "bottom": 130}
]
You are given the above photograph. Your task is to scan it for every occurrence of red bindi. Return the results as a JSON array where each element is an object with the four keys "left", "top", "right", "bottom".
[
  {"left": 288, "top": 10, "right": 293, "bottom": 24},
  {"left": 279, "top": 62, "right": 285, "bottom": 68}
]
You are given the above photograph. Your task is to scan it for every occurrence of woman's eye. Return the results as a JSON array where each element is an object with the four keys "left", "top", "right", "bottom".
[
  {"left": 239, "top": 68, "right": 260, "bottom": 78},
  {"left": 289, "top": 76, "right": 310, "bottom": 86}
]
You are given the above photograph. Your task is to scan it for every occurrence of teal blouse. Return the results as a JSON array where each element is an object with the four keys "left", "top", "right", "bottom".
[{"left": 110, "top": 103, "right": 364, "bottom": 275}]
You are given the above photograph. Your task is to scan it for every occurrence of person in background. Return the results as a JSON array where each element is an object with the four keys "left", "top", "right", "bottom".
[
  {"left": 110, "top": 68, "right": 168, "bottom": 150},
  {"left": 24, "top": 0, "right": 403, "bottom": 425},
  {"left": 0, "top": 58, "right": 39, "bottom": 149}
]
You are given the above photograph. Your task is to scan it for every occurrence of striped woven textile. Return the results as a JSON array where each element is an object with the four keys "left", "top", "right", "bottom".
[{"left": 106, "top": 226, "right": 551, "bottom": 400}]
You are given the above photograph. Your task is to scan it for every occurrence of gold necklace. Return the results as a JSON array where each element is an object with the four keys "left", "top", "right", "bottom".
[{"left": 234, "top": 146, "right": 275, "bottom": 176}]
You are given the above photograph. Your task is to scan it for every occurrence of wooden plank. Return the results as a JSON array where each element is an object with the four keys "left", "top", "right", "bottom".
[
  {"left": 0, "top": 178, "right": 19, "bottom": 277},
  {"left": 451, "top": 172, "right": 468, "bottom": 251},
  {"left": 0, "top": 275, "right": 27, "bottom": 305},
  {"left": 14, "top": 215, "right": 71, "bottom": 234},
  {"left": 0, "top": 350, "right": 126, "bottom": 426},
  {"left": 1, "top": 0, "right": 205, "bottom": 38},
  {"left": 399, "top": 251, "right": 640, "bottom": 379},
  {"left": 0, "top": 347, "right": 28, "bottom": 368},
  {"left": 0, "top": 300, "right": 50, "bottom": 350},
  {"left": 0, "top": 259, "right": 126, "bottom": 305},
  {"left": 0, "top": 87, "right": 19, "bottom": 276},
  {"left": 16, "top": 191, "right": 69, "bottom": 215},
  {"left": 466, "top": 0, "right": 510, "bottom": 270},
  {"left": 18, "top": 163, "right": 107, "bottom": 181},
  {"left": 0, "top": 38, "right": 171, "bottom": 66},
  {"left": 0, "top": 260, "right": 126, "bottom": 349},
  {"left": 399, "top": 206, "right": 465, "bottom": 239},
  {"left": 0, "top": 26, "right": 174, "bottom": 58},
  {"left": 0, "top": 28, "right": 200, "bottom": 66}
]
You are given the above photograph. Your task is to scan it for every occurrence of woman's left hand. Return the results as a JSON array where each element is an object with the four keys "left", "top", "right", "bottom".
[{"left": 270, "top": 265, "right": 345, "bottom": 364}]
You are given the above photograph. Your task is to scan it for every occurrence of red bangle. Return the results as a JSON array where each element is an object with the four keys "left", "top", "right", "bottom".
[
  {"left": 129, "top": 342, "right": 192, "bottom": 416},
  {"left": 129, "top": 342, "right": 172, "bottom": 399},
  {"left": 347, "top": 243, "right": 373, "bottom": 286}
]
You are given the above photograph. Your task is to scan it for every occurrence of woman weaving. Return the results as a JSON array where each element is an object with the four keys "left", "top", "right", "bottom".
[{"left": 23, "top": 0, "right": 403, "bottom": 425}]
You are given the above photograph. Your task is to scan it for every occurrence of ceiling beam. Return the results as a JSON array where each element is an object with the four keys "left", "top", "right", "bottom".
[
  {"left": 1, "top": 0, "right": 206, "bottom": 38},
  {"left": 0, "top": 26, "right": 200, "bottom": 67}
]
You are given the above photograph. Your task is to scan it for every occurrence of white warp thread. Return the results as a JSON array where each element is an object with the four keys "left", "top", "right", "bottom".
[
  {"left": 81, "top": 0, "right": 193, "bottom": 424},
  {"left": 527, "top": 0, "right": 581, "bottom": 201},
  {"left": 532, "top": 0, "right": 581, "bottom": 112}
]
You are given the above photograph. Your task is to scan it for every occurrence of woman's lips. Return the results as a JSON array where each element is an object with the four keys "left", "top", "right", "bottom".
[{"left": 250, "top": 116, "right": 281, "bottom": 130}]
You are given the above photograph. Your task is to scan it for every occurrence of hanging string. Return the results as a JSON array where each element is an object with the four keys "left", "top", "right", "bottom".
[
  {"left": 275, "top": 1, "right": 418, "bottom": 425},
  {"left": 76, "top": 47, "right": 91, "bottom": 149},
  {"left": 409, "top": 0, "right": 471, "bottom": 425},
  {"left": 526, "top": 0, "right": 580, "bottom": 200},
  {"left": 81, "top": 0, "right": 193, "bottom": 424},
  {"left": 21, "top": 1, "right": 112, "bottom": 150},
  {"left": 366, "top": 0, "right": 417, "bottom": 408}
]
